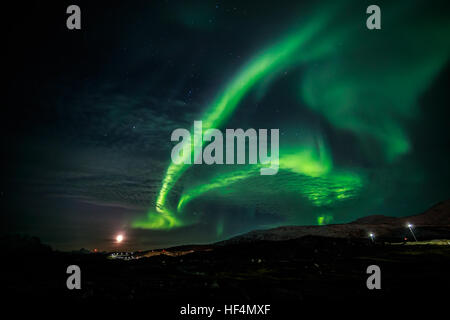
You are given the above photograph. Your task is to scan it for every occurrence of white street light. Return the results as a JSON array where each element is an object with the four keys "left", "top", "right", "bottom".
[{"left": 407, "top": 223, "right": 417, "bottom": 242}]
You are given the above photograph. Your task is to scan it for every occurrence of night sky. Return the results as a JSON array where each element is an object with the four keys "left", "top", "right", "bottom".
[{"left": 3, "top": 0, "right": 450, "bottom": 251}]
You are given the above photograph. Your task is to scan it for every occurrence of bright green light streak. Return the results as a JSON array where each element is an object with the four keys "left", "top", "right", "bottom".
[
  {"left": 176, "top": 141, "right": 360, "bottom": 212},
  {"left": 154, "top": 12, "right": 333, "bottom": 219},
  {"left": 298, "top": 171, "right": 363, "bottom": 206},
  {"left": 317, "top": 214, "right": 334, "bottom": 225},
  {"left": 132, "top": 210, "right": 183, "bottom": 229},
  {"left": 279, "top": 138, "right": 332, "bottom": 177},
  {"left": 177, "top": 166, "right": 261, "bottom": 212}
]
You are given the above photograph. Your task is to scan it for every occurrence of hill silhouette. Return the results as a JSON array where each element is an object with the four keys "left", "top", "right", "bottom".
[{"left": 221, "top": 199, "right": 450, "bottom": 244}]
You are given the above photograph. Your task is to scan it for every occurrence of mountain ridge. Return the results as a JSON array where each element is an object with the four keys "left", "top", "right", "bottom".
[{"left": 219, "top": 199, "right": 450, "bottom": 244}]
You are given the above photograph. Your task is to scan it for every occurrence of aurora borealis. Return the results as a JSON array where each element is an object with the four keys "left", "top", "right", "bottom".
[
  {"left": 3, "top": 0, "right": 450, "bottom": 250},
  {"left": 134, "top": 0, "right": 450, "bottom": 233}
]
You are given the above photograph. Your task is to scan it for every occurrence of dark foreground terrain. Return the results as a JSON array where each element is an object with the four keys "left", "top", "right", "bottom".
[
  {"left": 4, "top": 201, "right": 450, "bottom": 315},
  {"left": 3, "top": 234, "right": 450, "bottom": 315}
]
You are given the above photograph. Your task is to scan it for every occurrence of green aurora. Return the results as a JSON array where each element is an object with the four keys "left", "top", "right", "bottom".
[{"left": 133, "top": 0, "right": 450, "bottom": 232}]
